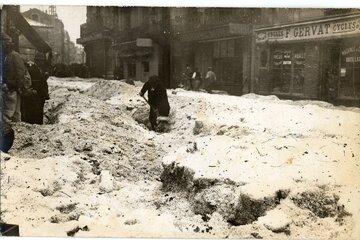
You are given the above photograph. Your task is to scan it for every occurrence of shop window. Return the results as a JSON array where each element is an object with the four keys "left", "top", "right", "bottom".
[
  {"left": 142, "top": 61, "right": 149, "bottom": 73},
  {"left": 339, "top": 45, "right": 360, "bottom": 98},
  {"left": 271, "top": 46, "right": 305, "bottom": 93},
  {"left": 260, "top": 50, "right": 268, "bottom": 68},
  {"left": 293, "top": 47, "right": 305, "bottom": 93},
  {"left": 272, "top": 48, "right": 291, "bottom": 93}
]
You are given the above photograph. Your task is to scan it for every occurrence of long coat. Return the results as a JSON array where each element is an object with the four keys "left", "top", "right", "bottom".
[{"left": 140, "top": 75, "right": 170, "bottom": 117}]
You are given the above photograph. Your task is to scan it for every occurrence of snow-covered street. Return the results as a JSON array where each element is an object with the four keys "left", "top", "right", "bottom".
[{"left": 1, "top": 77, "right": 360, "bottom": 238}]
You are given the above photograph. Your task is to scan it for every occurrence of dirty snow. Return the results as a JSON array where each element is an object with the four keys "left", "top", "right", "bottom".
[{"left": 1, "top": 77, "right": 360, "bottom": 239}]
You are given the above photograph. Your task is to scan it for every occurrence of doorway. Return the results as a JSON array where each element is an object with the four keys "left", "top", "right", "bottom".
[{"left": 320, "top": 41, "right": 340, "bottom": 101}]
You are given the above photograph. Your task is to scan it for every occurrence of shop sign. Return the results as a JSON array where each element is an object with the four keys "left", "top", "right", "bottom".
[
  {"left": 136, "top": 38, "right": 153, "bottom": 47},
  {"left": 255, "top": 16, "right": 360, "bottom": 43},
  {"left": 341, "top": 46, "right": 360, "bottom": 63},
  {"left": 272, "top": 49, "right": 294, "bottom": 66},
  {"left": 272, "top": 50, "right": 283, "bottom": 66}
]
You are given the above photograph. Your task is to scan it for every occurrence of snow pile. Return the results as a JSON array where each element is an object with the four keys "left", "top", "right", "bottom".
[
  {"left": 1, "top": 77, "right": 360, "bottom": 239},
  {"left": 161, "top": 88, "right": 360, "bottom": 239}
]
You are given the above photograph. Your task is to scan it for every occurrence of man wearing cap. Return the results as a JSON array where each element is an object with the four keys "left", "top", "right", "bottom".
[{"left": 2, "top": 35, "right": 33, "bottom": 124}]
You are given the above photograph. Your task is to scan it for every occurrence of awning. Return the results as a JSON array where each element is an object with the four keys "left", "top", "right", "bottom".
[
  {"left": 10, "top": 9, "right": 52, "bottom": 53},
  {"left": 118, "top": 47, "right": 153, "bottom": 58},
  {"left": 115, "top": 39, "right": 153, "bottom": 58}
]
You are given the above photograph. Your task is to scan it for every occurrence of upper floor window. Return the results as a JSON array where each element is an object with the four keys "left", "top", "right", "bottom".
[
  {"left": 31, "top": 14, "right": 39, "bottom": 21},
  {"left": 324, "top": 9, "right": 352, "bottom": 16},
  {"left": 124, "top": 9, "right": 131, "bottom": 30}
]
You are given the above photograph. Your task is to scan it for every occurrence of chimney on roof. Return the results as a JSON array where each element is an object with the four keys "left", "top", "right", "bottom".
[{"left": 48, "top": 5, "right": 57, "bottom": 17}]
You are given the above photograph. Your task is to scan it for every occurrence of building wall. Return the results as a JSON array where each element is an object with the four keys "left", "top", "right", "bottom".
[
  {"left": 259, "top": 8, "right": 324, "bottom": 27},
  {"left": 86, "top": 42, "right": 105, "bottom": 77},
  {"left": 18, "top": 19, "right": 52, "bottom": 61}
]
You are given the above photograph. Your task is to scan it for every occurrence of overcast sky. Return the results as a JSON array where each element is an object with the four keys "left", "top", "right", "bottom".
[{"left": 21, "top": 5, "right": 87, "bottom": 46}]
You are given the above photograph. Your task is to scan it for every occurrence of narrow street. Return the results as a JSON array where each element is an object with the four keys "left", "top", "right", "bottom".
[{"left": 1, "top": 77, "right": 360, "bottom": 238}]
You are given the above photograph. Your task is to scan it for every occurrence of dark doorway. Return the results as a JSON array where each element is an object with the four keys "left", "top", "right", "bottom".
[{"left": 320, "top": 41, "right": 340, "bottom": 101}]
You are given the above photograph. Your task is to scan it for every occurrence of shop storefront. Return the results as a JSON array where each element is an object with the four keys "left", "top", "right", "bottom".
[
  {"left": 113, "top": 38, "right": 159, "bottom": 82},
  {"left": 254, "top": 14, "right": 360, "bottom": 106},
  {"left": 175, "top": 23, "right": 252, "bottom": 95}
]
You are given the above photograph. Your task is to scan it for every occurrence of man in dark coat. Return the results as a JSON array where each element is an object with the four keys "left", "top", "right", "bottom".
[
  {"left": 139, "top": 75, "right": 170, "bottom": 130},
  {"left": 21, "top": 53, "right": 50, "bottom": 124}
]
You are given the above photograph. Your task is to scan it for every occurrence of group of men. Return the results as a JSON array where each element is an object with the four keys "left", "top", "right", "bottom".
[
  {"left": 182, "top": 65, "right": 217, "bottom": 93},
  {"left": 1, "top": 34, "right": 50, "bottom": 152}
]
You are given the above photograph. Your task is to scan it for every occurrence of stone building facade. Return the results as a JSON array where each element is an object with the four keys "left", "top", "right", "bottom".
[
  {"left": 77, "top": 6, "right": 115, "bottom": 78},
  {"left": 1, "top": 5, "right": 51, "bottom": 60},
  {"left": 78, "top": 7, "right": 171, "bottom": 82},
  {"left": 21, "top": 7, "right": 78, "bottom": 65},
  {"left": 78, "top": 7, "right": 258, "bottom": 91}
]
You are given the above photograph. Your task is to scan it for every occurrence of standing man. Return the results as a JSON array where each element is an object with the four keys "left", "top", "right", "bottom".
[
  {"left": 22, "top": 53, "right": 50, "bottom": 124},
  {"left": 184, "top": 64, "right": 193, "bottom": 90},
  {"left": 2, "top": 35, "right": 32, "bottom": 124},
  {"left": 192, "top": 67, "right": 202, "bottom": 91},
  {"left": 327, "top": 70, "right": 337, "bottom": 103},
  {"left": 205, "top": 67, "right": 217, "bottom": 93},
  {"left": 139, "top": 75, "right": 170, "bottom": 131}
]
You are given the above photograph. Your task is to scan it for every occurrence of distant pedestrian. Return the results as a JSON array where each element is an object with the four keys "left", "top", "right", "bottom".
[
  {"left": 327, "top": 70, "right": 337, "bottom": 103},
  {"left": 205, "top": 67, "right": 217, "bottom": 93},
  {"left": 183, "top": 64, "right": 193, "bottom": 90},
  {"left": 139, "top": 75, "right": 170, "bottom": 130},
  {"left": 192, "top": 68, "right": 202, "bottom": 91}
]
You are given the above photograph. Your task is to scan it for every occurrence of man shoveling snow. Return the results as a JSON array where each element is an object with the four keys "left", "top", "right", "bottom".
[{"left": 139, "top": 75, "right": 170, "bottom": 131}]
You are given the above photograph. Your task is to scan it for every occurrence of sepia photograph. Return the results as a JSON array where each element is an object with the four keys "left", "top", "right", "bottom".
[{"left": 0, "top": 1, "right": 360, "bottom": 238}]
